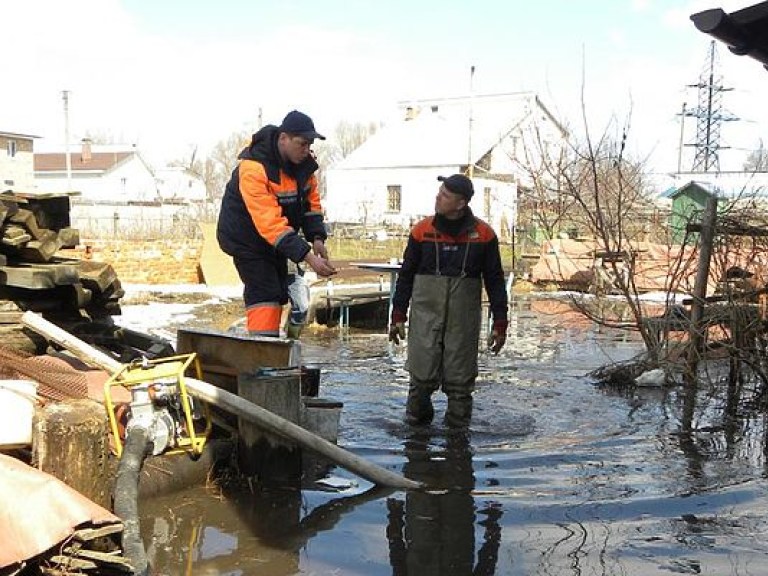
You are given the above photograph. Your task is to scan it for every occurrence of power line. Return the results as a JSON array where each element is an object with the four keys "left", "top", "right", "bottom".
[{"left": 683, "top": 41, "right": 739, "bottom": 172}]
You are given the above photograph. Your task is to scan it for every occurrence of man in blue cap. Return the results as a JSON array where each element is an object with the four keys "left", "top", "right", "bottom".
[{"left": 217, "top": 110, "right": 336, "bottom": 336}]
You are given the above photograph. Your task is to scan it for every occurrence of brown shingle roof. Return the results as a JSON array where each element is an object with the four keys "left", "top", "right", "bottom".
[{"left": 34, "top": 152, "right": 134, "bottom": 172}]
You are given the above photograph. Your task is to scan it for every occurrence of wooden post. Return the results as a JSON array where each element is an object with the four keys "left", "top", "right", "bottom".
[
  {"left": 685, "top": 195, "right": 718, "bottom": 390},
  {"left": 33, "top": 399, "right": 114, "bottom": 509}
]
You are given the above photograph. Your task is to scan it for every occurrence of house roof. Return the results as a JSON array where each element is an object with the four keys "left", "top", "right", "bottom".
[
  {"left": 334, "top": 92, "right": 561, "bottom": 170},
  {"left": 0, "top": 131, "right": 39, "bottom": 139},
  {"left": 34, "top": 151, "right": 135, "bottom": 173},
  {"left": 662, "top": 180, "right": 717, "bottom": 199},
  {"left": 663, "top": 175, "right": 768, "bottom": 199}
]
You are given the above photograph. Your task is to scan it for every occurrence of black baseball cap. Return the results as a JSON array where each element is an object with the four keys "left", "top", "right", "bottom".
[
  {"left": 437, "top": 174, "right": 474, "bottom": 200},
  {"left": 279, "top": 110, "right": 326, "bottom": 141}
]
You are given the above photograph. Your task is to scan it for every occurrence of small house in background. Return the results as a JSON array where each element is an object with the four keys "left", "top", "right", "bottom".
[
  {"left": 663, "top": 172, "right": 768, "bottom": 243},
  {"left": 0, "top": 131, "right": 38, "bottom": 192},
  {"left": 155, "top": 166, "right": 207, "bottom": 204},
  {"left": 34, "top": 139, "right": 158, "bottom": 203},
  {"left": 663, "top": 181, "right": 716, "bottom": 243},
  {"left": 324, "top": 92, "right": 566, "bottom": 241}
]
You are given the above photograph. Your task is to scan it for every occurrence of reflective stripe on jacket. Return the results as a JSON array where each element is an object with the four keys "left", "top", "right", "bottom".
[
  {"left": 392, "top": 209, "right": 508, "bottom": 324},
  {"left": 216, "top": 125, "right": 326, "bottom": 264}
]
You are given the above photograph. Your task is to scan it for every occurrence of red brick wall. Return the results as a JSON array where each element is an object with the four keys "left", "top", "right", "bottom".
[{"left": 59, "top": 239, "right": 203, "bottom": 284}]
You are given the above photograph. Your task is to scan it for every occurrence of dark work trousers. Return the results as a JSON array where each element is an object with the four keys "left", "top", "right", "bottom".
[{"left": 405, "top": 274, "right": 481, "bottom": 427}]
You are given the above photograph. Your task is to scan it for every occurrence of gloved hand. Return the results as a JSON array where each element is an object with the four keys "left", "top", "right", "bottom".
[
  {"left": 389, "top": 309, "right": 407, "bottom": 345},
  {"left": 487, "top": 320, "right": 508, "bottom": 354},
  {"left": 389, "top": 322, "right": 406, "bottom": 345}
]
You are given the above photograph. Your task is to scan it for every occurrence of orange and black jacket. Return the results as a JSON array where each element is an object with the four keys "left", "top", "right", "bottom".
[
  {"left": 217, "top": 125, "right": 326, "bottom": 263},
  {"left": 392, "top": 209, "right": 509, "bottom": 328}
]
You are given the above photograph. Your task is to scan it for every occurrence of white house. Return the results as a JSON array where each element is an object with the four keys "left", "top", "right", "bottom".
[
  {"left": 34, "top": 140, "right": 158, "bottom": 203},
  {"left": 324, "top": 92, "right": 566, "bottom": 241},
  {"left": 0, "top": 131, "right": 38, "bottom": 192},
  {"left": 155, "top": 166, "right": 207, "bottom": 203}
]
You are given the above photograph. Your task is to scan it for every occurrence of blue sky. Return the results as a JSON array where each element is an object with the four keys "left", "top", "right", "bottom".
[{"left": 2, "top": 0, "right": 767, "bottom": 172}]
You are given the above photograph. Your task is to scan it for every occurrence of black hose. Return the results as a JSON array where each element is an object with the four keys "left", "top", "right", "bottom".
[{"left": 114, "top": 424, "right": 152, "bottom": 576}]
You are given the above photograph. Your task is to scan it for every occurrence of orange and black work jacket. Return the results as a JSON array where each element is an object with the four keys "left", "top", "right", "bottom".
[
  {"left": 217, "top": 125, "right": 327, "bottom": 264},
  {"left": 391, "top": 209, "right": 509, "bottom": 329}
]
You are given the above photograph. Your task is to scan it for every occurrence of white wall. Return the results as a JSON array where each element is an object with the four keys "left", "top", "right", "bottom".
[
  {"left": 155, "top": 167, "right": 207, "bottom": 202},
  {"left": 36, "top": 156, "right": 158, "bottom": 202},
  {"left": 0, "top": 149, "right": 35, "bottom": 191},
  {"left": 473, "top": 177, "right": 517, "bottom": 240},
  {"left": 325, "top": 167, "right": 459, "bottom": 226},
  {"left": 325, "top": 168, "right": 517, "bottom": 239}
]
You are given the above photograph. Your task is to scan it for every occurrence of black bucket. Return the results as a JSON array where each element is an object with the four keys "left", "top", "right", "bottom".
[{"left": 300, "top": 366, "right": 321, "bottom": 397}]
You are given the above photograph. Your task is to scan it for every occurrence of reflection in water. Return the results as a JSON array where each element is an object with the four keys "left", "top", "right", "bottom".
[
  {"left": 143, "top": 482, "right": 392, "bottom": 575},
  {"left": 386, "top": 429, "right": 502, "bottom": 575},
  {"left": 128, "top": 294, "right": 768, "bottom": 575}
]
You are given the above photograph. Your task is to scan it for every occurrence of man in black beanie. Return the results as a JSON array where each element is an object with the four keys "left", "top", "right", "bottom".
[{"left": 388, "top": 174, "right": 508, "bottom": 427}]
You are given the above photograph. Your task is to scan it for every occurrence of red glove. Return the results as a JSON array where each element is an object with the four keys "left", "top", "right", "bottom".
[
  {"left": 487, "top": 319, "right": 508, "bottom": 354},
  {"left": 389, "top": 309, "right": 407, "bottom": 345}
]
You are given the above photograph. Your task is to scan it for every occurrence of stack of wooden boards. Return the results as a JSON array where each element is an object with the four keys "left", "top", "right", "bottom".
[{"left": 0, "top": 191, "right": 123, "bottom": 321}]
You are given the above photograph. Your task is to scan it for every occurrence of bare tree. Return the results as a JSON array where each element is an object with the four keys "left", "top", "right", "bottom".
[
  {"left": 170, "top": 130, "right": 249, "bottom": 221},
  {"left": 743, "top": 140, "right": 768, "bottom": 172},
  {"left": 313, "top": 120, "right": 380, "bottom": 200},
  {"left": 514, "top": 125, "right": 578, "bottom": 243}
]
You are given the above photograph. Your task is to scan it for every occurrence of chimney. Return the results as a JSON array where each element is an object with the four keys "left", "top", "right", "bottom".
[{"left": 81, "top": 138, "right": 92, "bottom": 163}]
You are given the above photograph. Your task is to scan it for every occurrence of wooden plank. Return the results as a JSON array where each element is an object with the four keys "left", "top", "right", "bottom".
[
  {"left": 62, "top": 547, "right": 133, "bottom": 568},
  {"left": 72, "top": 523, "right": 124, "bottom": 542},
  {"left": 1, "top": 225, "right": 32, "bottom": 246},
  {"left": 9, "top": 208, "right": 45, "bottom": 240},
  {"left": 176, "top": 327, "right": 298, "bottom": 394},
  {"left": 49, "top": 556, "right": 97, "bottom": 570},
  {"left": 0, "top": 310, "right": 23, "bottom": 324},
  {"left": 0, "top": 262, "right": 79, "bottom": 289},
  {"left": 20, "top": 230, "right": 62, "bottom": 262}
]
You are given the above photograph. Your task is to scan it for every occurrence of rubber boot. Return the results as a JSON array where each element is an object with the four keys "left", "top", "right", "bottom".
[
  {"left": 286, "top": 321, "right": 303, "bottom": 339},
  {"left": 445, "top": 392, "right": 473, "bottom": 428},
  {"left": 405, "top": 386, "right": 434, "bottom": 425}
]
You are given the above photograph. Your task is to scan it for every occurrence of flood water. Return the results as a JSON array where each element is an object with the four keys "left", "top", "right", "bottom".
[{"left": 124, "top": 294, "right": 768, "bottom": 575}]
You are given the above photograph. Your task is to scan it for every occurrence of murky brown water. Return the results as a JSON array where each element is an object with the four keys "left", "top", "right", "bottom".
[{"left": 123, "top": 294, "right": 768, "bottom": 575}]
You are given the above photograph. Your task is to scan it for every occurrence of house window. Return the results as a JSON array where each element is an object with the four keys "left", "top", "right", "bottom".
[
  {"left": 387, "top": 185, "right": 401, "bottom": 213},
  {"left": 7, "top": 141, "right": 17, "bottom": 157},
  {"left": 484, "top": 187, "right": 492, "bottom": 218}
]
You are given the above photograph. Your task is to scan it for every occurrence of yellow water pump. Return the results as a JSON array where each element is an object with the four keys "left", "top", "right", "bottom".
[{"left": 105, "top": 353, "right": 210, "bottom": 458}]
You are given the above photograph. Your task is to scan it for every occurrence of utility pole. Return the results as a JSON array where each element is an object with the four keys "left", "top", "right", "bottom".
[
  {"left": 467, "top": 65, "right": 475, "bottom": 178},
  {"left": 677, "top": 102, "right": 686, "bottom": 174},
  {"left": 62, "top": 90, "right": 72, "bottom": 191}
]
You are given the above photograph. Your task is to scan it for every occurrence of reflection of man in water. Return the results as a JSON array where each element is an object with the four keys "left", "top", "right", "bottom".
[{"left": 386, "top": 431, "right": 502, "bottom": 575}]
